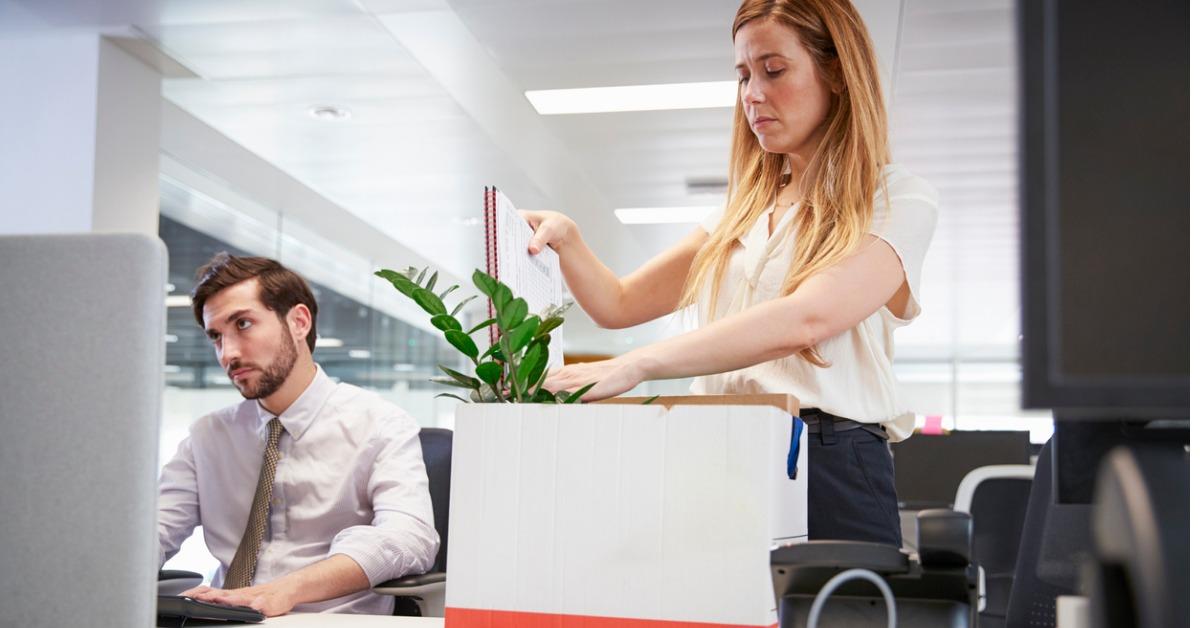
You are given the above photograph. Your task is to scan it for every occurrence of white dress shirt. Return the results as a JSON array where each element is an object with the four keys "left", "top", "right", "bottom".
[
  {"left": 691, "top": 164, "right": 939, "bottom": 441},
  {"left": 157, "top": 365, "right": 439, "bottom": 614}
]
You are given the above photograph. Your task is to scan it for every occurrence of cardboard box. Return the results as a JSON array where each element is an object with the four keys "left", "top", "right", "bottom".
[{"left": 445, "top": 396, "right": 807, "bottom": 627}]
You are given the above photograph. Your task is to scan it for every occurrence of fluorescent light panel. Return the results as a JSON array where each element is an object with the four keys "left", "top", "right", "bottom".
[
  {"left": 526, "top": 81, "right": 737, "bottom": 115},
  {"left": 614, "top": 206, "right": 719, "bottom": 225}
]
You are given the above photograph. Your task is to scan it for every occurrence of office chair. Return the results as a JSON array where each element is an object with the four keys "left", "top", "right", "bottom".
[
  {"left": 1084, "top": 443, "right": 1189, "bottom": 628},
  {"left": 773, "top": 508, "right": 978, "bottom": 628},
  {"left": 375, "top": 426, "right": 452, "bottom": 617},
  {"left": 1005, "top": 436, "right": 1092, "bottom": 628},
  {"left": 953, "top": 465, "right": 1035, "bottom": 628}
]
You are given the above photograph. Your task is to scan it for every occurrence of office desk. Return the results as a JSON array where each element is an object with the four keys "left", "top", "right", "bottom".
[{"left": 263, "top": 614, "right": 444, "bottom": 627}]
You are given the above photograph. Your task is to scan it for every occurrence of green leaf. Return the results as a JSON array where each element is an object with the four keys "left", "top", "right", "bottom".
[
  {"left": 516, "top": 341, "right": 548, "bottom": 390},
  {"left": 481, "top": 342, "right": 503, "bottom": 361},
  {"left": 451, "top": 294, "right": 478, "bottom": 317},
  {"left": 563, "top": 382, "right": 597, "bottom": 404},
  {"left": 375, "top": 268, "right": 403, "bottom": 282},
  {"left": 375, "top": 269, "right": 418, "bottom": 297},
  {"left": 412, "top": 288, "right": 447, "bottom": 315},
  {"left": 467, "top": 317, "right": 496, "bottom": 335},
  {"left": 430, "top": 376, "right": 478, "bottom": 390},
  {"left": 500, "top": 298, "right": 528, "bottom": 331},
  {"left": 536, "top": 315, "right": 564, "bottom": 337},
  {"left": 532, "top": 388, "right": 556, "bottom": 403},
  {"left": 438, "top": 284, "right": 459, "bottom": 300},
  {"left": 435, "top": 392, "right": 469, "bottom": 403},
  {"left": 494, "top": 283, "right": 513, "bottom": 311},
  {"left": 438, "top": 365, "right": 479, "bottom": 388},
  {"left": 415, "top": 267, "right": 428, "bottom": 286},
  {"left": 554, "top": 390, "right": 572, "bottom": 403},
  {"left": 475, "top": 361, "right": 502, "bottom": 386},
  {"left": 508, "top": 316, "right": 539, "bottom": 353},
  {"left": 472, "top": 270, "right": 497, "bottom": 297},
  {"left": 430, "top": 314, "right": 461, "bottom": 332},
  {"left": 424, "top": 270, "right": 439, "bottom": 291},
  {"left": 641, "top": 395, "right": 661, "bottom": 405},
  {"left": 444, "top": 330, "right": 479, "bottom": 359}
]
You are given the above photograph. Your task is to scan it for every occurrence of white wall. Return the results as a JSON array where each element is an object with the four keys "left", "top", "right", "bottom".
[{"left": 0, "top": 33, "right": 159, "bottom": 235}]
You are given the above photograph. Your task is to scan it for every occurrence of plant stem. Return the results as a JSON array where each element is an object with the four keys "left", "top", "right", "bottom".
[{"left": 499, "top": 335, "right": 522, "bottom": 403}]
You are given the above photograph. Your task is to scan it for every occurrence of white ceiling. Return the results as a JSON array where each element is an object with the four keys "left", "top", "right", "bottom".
[{"left": 2, "top": 0, "right": 1021, "bottom": 360}]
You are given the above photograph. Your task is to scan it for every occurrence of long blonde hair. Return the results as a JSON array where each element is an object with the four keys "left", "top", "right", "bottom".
[{"left": 679, "top": 0, "right": 890, "bottom": 366}]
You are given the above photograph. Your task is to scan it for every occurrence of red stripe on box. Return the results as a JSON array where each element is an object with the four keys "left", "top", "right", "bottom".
[{"left": 445, "top": 607, "right": 778, "bottom": 628}]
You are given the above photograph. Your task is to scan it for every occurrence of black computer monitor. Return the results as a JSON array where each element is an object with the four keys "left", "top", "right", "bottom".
[
  {"left": 1018, "top": 0, "right": 1189, "bottom": 419},
  {"left": 892, "top": 431, "right": 1032, "bottom": 510}
]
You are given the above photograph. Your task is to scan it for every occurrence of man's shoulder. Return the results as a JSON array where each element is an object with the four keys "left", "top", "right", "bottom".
[
  {"left": 326, "top": 382, "right": 418, "bottom": 428},
  {"left": 189, "top": 398, "right": 258, "bottom": 434}
]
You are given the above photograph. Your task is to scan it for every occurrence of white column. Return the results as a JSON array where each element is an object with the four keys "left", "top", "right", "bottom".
[{"left": 0, "top": 32, "right": 160, "bottom": 236}]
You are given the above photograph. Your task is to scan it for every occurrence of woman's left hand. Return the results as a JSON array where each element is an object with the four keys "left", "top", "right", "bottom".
[{"left": 543, "top": 354, "right": 648, "bottom": 402}]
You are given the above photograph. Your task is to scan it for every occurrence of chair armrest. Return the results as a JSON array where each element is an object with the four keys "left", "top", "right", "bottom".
[
  {"left": 916, "top": 508, "right": 972, "bottom": 568},
  {"left": 373, "top": 571, "right": 446, "bottom": 596},
  {"left": 772, "top": 540, "right": 910, "bottom": 574},
  {"left": 157, "top": 570, "right": 204, "bottom": 596}
]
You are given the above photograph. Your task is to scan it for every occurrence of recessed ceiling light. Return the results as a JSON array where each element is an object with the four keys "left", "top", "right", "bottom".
[
  {"left": 309, "top": 105, "right": 351, "bottom": 121},
  {"left": 526, "top": 81, "right": 737, "bottom": 115},
  {"left": 614, "top": 206, "right": 719, "bottom": 225}
]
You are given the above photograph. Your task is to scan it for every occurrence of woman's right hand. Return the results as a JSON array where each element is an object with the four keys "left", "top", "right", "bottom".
[{"left": 519, "top": 210, "right": 578, "bottom": 255}]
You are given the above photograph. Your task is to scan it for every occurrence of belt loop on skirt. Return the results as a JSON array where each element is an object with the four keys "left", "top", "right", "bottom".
[{"left": 819, "top": 414, "right": 837, "bottom": 445}]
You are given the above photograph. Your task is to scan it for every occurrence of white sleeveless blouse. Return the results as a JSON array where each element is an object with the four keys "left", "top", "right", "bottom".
[{"left": 690, "top": 164, "right": 939, "bottom": 442}]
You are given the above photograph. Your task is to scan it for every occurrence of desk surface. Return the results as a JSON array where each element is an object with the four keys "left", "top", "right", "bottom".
[{"left": 264, "top": 614, "right": 444, "bottom": 626}]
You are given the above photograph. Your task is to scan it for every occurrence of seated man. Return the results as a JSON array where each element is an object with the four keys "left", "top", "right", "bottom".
[{"left": 157, "top": 253, "right": 438, "bottom": 616}]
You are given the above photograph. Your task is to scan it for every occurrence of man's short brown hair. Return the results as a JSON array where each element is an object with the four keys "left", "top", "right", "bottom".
[{"left": 191, "top": 253, "right": 319, "bottom": 352}]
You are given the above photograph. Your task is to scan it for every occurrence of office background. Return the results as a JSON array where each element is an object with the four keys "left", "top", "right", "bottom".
[{"left": 0, "top": 0, "right": 1052, "bottom": 580}]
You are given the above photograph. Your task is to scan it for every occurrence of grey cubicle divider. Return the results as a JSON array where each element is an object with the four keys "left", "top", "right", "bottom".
[{"left": 0, "top": 234, "right": 166, "bottom": 628}]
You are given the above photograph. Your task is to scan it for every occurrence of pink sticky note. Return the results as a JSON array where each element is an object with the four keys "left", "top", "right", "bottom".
[{"left": 921, "top": 415, "right": 944, "bottom": 435}]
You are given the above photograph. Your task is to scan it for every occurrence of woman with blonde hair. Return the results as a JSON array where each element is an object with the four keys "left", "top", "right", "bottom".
[{"left": 529, "top": 0, "right": 937, "bottom": 545}]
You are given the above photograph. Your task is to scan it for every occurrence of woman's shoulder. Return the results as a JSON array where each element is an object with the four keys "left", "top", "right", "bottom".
[
  {"left": 871, "top": 164, "right": 939, "bottom": 235},
  {"left": 879, "top": 163, "right": 938, "bottom": 206}
]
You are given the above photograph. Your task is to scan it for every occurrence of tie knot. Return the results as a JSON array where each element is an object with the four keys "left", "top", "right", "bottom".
[{"left": 267, "top": 417, "right": 284, "bottom": 442}]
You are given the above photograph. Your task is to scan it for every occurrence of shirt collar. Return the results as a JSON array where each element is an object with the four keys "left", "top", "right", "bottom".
[{"left": 254, "top": 364, "right": 336, "bottom": 441}]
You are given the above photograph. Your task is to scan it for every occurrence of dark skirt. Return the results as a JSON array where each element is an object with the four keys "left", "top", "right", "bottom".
[{"left": 805, "top": 421, "right": 903, "bottom": 547}]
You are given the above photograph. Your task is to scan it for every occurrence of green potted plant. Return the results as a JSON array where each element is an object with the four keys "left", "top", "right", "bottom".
[{"left": 375, "top": 266, "right": 594, "bottom": 403}]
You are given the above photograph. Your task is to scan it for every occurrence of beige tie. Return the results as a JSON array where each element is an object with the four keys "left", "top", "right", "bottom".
[{"left": 224, "top": 417, "right": 284, "bottom": 589}]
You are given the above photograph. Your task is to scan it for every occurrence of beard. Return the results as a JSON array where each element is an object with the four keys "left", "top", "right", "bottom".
[{"left": 230, "top": 326, "right": 299, "bottom": 400}]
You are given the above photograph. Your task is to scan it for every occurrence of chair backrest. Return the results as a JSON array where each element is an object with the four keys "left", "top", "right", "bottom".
[
  {"left": 953, "top": 465, "right": 1035, "bottom": 627},
  {"left": 419, "top": 427, "right": 453, "bottom": 573},
  {"left": 1005, "top": 436, "right": 1092, "bottom": 628}
]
